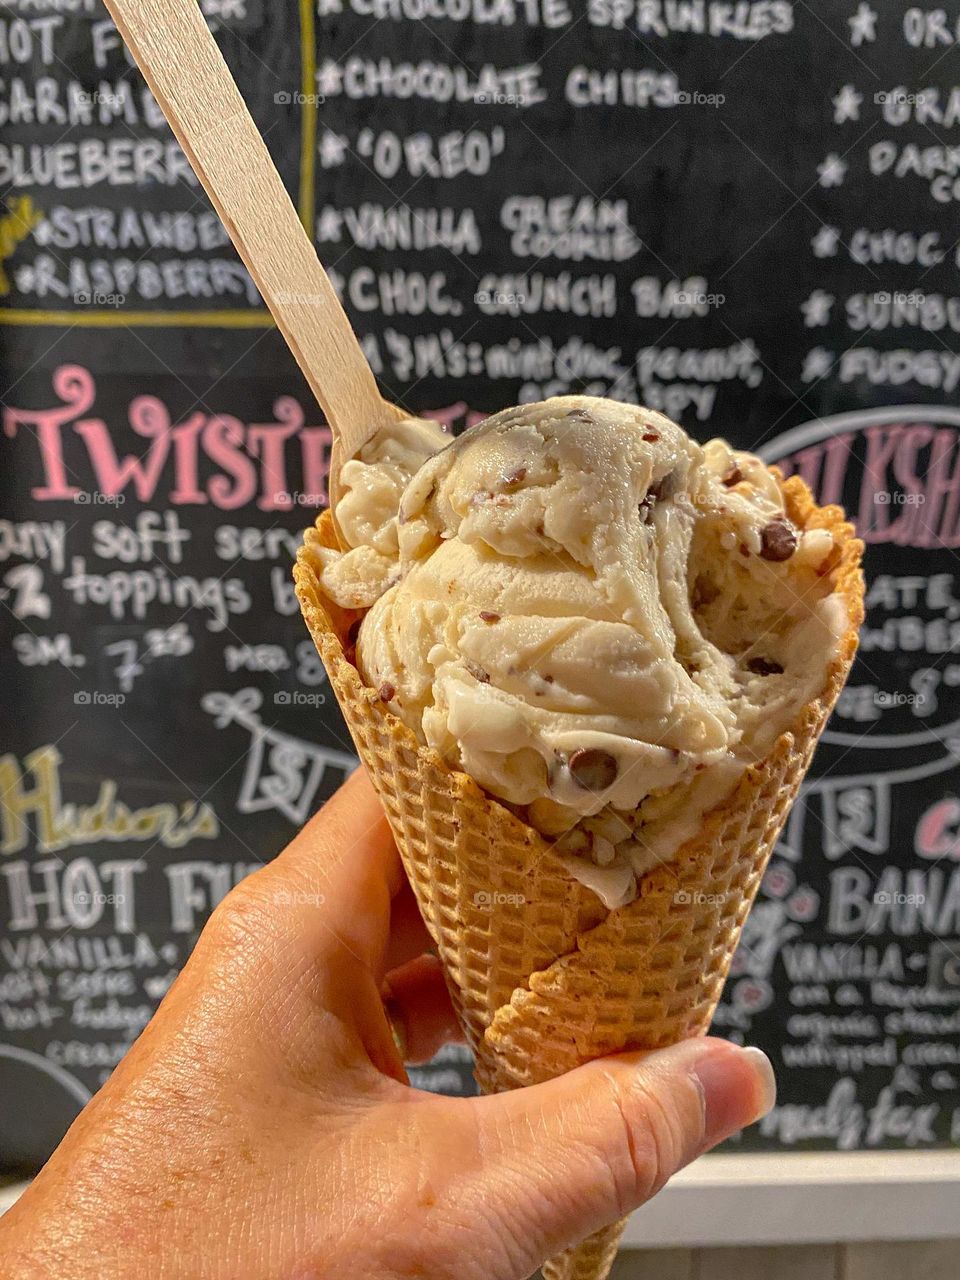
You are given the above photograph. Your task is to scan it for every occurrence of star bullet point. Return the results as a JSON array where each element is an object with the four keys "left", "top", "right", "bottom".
[
  {"left": 801, "top": 347, "right": 835, "bottom": 382},
  {"left": 801, "top": 291, "right": 835, "bottom": 327},
  {"left": 833, "top": 84, "right": 863, "bottom": 124},
  {"left": 818, "top": 153, "right": 848, "bottom": 187},
  {"left": 812, "top": 225, "right": 841, "bottom": 258},
  {"left": 848, "top": 2, "right": 877, "bottom": 47}
]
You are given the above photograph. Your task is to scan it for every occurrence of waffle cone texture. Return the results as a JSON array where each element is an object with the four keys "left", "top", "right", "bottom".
[{"left": 294, "top": 474, "right": 864, "bottom": 1280}]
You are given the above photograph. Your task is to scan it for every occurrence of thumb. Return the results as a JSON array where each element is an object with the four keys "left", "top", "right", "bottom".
[{"left": 470, "top": 1037, "right": 774, "bottom": 1274}]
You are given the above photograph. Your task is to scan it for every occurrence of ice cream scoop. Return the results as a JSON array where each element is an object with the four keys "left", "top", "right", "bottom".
[{"left": 317, "top": 396, "right": 850, "bottom": 907}]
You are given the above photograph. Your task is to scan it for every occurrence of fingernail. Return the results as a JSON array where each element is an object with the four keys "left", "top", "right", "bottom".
[
  {"left": 693, "top": 1045, "right": 776, "bottom": 1147},
  {"left": 742, "top": 1046, "right": 777, "bottom": 1116}
]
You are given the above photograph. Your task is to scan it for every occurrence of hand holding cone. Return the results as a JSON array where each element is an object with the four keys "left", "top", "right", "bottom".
[{"left": 294, "top": 473, "right": 863, "bottom": 1280}]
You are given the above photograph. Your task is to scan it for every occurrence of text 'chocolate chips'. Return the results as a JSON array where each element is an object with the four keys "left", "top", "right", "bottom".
[
  {"left": 760, "top": 518, "right": 798, "bottom": 561},
  {"left": 568, "top": 748, "right": 619, "bottom": 792}
]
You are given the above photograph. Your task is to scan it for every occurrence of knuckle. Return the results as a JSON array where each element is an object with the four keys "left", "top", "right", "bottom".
[
  {"left": 605, "top": 1072, "right": 694, "bottom": 1209},
  {"left": 200, "top": 875, "right": 281, "bottom": 963}
]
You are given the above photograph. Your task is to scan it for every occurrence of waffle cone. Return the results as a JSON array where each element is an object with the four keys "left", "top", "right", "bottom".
[{"left": 294, "top": 474, "right": 863, "bottom": 1280}]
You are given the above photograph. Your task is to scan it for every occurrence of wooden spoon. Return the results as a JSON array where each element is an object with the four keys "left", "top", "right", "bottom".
[{"left": 101, "top": 0, "right": 408, "bottom": 526}]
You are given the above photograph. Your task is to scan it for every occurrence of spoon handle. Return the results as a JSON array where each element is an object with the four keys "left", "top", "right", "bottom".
[{"left": 102, "top": 0, "right": 400, "bottom": 484}]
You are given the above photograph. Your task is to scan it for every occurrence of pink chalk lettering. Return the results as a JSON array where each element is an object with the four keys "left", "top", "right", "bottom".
[
  {"left": 920, "top": 428, "right": 960, "bottom": 547},
  {"left": 916, "top": 799, "right": 960, "bottom": 860},
  {"left": 2, "top": 364, "right": 95, "bottom": 500},
  {"left": 76, "top": 395, "right": 173, "bottom": 501},
  {"left": 205, "top": 415, "right": 258, "bottom": 510},
  {"left": 250, "top": 397, "right": 303, "bottom": 511},
  {"left": 778, "top": 422, "right": 960, "bottom": 548},
  {"left": 169, "top": 413, "right": 209, "bottom": 505},
  {"left": 0, "top": 365, "right": 396, "bottom": 512}
]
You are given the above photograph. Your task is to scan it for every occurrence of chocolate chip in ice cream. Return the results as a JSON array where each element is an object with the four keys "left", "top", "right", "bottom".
[
  {"left": 650, "top": 469, "right": 680, "bottom": 502},
  {"left": 692, "top": 574, "right": 720, "bottom": 608},
  {"left": 640, "top": 469, "right": 680, "bottom": 521},
  {"left": 760, "top": 518, "right": 798, "bottom": 562},
  {"left": 568, "top": 748, "right": 619, "bottom": 792},
  {"left": 378, "top": 682, "right": 396, "bottom": 702},
  {"left": 746, "top": 656, "right": 784, "bottom": 676},
  {"left": 642, "top": 431, "right": 660, "bottom": 443},
  {"left": 722, "top": 463, "right": 743, "bottom": 487},
  {"left": 501, "top": 465, "right": 527, "bottom": 490},
  {"left": 479, "top": 610, "right": 500, "bottom": 623},
  {"left": 464, "top": 659, "right": 490, "bottom": 684},
  {"left": 566, "top": 408, "right": 594, "bottom": 422}
]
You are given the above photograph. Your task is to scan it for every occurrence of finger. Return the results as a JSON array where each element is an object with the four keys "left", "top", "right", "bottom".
[
  {"left": 383, "top": 955, "right": 464, "bottom": 1064},
  {"left": 383, "top": 882, "right": 435, "bottom": 976},
  {"left": 460, "top": 1038, "right": 775, "bottom": 1274},
  {"left": 206, "top": 770, "right": 410, "bottom": 1083},
  {"left": 249, "top": 769, "right": 402, "bottom": 975}
]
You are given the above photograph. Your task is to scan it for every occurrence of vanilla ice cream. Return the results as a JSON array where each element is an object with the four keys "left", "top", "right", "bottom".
[{"left": 315, "top": 397, "right": 849, "bottom": 907}]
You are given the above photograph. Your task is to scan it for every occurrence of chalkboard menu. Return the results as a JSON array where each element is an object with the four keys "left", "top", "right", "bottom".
[{"left": 3, "top": 0, "right": 960, "bottom": 1166}]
